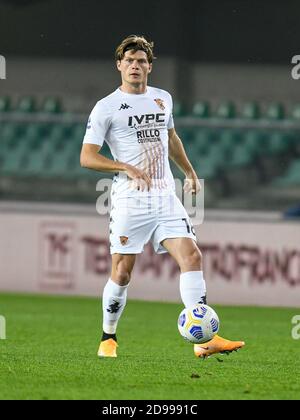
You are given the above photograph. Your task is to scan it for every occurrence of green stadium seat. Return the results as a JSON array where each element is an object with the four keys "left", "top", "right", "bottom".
[
  {"left": 241, "top": 102, "right": 261, "bottom": 119},
  {"left": 4, "top": 130, "right": 25, "bottom": 150},
  {"left": 175, "top": 127, "right": 192, "bottom": 142},
  {"left": 42, "top": 97, "right": 63, "bottom": 114},
  {"left": 267, "top": 132, "right": 293, "bottom": 155},
  {"left": 23, "top": 124, "right": 45, "bottom": 140},
  {"left": 290, "top": 104, "right": 300, "bottom": 120},
  {"left": 192, "top": 101, "right": 210, "bottom": 118},
  {"left": 173, "top": 102, "right": 187, "bottom": 117},
  {"left": 218, "top": 130, "right": 242, "bottom": 155},
  {"left": 16, "top": 96, "right": 37, "bottom": 113},
  {"left": 265, "top": 103, "right": 285, "bottom": 120},
  {"left": 0, "top": 123, "right": 19, "bottom": 144},
  {"left": 206, "top": 144, "right": 226, "bottom": 167},
  {"left": 227, "top": 145, "right": 254, "bottom": 168},
  {"left": 49, "top": 124, "right": 71, "bottom": 140},
  {"left": 197, "top": 158, "right": 219, "bottom": 179},
  {"left": 0, "top": 96, "right": 11, "bottom": 112},
  {"left": 46, "top": 124, "right": 72, "bottom": 151},
  {"left": 274, "top": 159, "right": 300, "bottom": 186},
  {"left": 243, "top": 131, "right": 267, "bottom": 155},
  {"left": 46, "top": 148, "right": 75, "bottom": 177},
  {"left": 23, "top": 150, "right": 50, "bottom": 177},
  {"left": 71, "top": 124, "right": 86, "bottom": 141},
  {"left": 0, "top": 152, "right": 25, "bottom": 176},
  {"left": 215, "top": 101, "right": 236, "bottom": 119},
  {"left": 193, "top": 137, "right": 210, "bottom": 155}
]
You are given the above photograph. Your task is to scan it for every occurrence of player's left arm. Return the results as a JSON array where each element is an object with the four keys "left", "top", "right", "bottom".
[{"left": 168, "top": 128, "right": 201, "bottom": 193}]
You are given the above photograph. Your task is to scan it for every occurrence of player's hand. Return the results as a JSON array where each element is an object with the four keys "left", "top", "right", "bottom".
[
  {"left": 124, "top": 164, "right": 152, "bottom": 192},
  {"left": 184, "top": 172, "right": 202, "bottom": 194}
]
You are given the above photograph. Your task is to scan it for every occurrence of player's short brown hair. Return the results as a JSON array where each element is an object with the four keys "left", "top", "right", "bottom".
[{"left": 115, "top": 35, "right": 155, "bottom": 63}]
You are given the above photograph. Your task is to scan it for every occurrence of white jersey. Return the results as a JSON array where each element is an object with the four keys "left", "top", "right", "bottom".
[{"left": 83, "top": 86, "right": 176, "bottom": 198}]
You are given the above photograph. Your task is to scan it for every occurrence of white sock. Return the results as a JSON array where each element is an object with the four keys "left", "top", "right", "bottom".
[
  {"left": 102, "top": 278, "right": 128, "bottom": 334},
  {"left": 180, "top": 271, "right": 207, "bottom": 308}
]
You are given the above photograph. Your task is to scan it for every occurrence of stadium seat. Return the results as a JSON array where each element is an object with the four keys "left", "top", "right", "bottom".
[
  {"left": 274, "top": 159, "right": 300, "bottom": 186},
  {"left": 176, "top": 127, "right": 193, "bottom": 142},
  {"left": 243, "top": 131, "right": 267, "bottom": 155},
  {"left": 241, "top": 102, "right": 261, "bottom": 119},
  {"left": 42, "top": 97, "right": 63, "bottom": 114},
  {"left": 0, "top": 151, "right": 25, "bottom": 176},
  {"left": 197, "top": 158, "right": 218, "bottom": 179},
  {"left": 23, "top": 124, "right": 45, "bottom": 140},
  {"left": 218, "top": 130, "right": 242, "bottom": 155},
  {"left": 206, "top": 144, "right": 226, "bottom": 167},
  {"left": 193, "top": 134, "right": 210, "bottom": 155},
  {"left": 47, "top": 149, "right": 75, "bottom": 177},
  {"left": 173, "top": 102, "right": 187, "bottom": 117},
  {"left": 267, "top": 132, "right": 293, "bottom": 155},
  {"left": 71, "top": 124, "right": 86, "bottom": 141},
  {"left": 290, "top": 104, "right": 300, "bottom": 120},
  {"left": 0, "top": 123, "right": 20, "bottom": 145},
  {"left": 192, "top": 101, "right": 211, "bottom": 118},
  {"left": 22, "top": 150, "right": 50, "bottom": 177},
  {"left": 0, "top": 96, "right": 11, "bottom": 112},
  {"left": 265, "top": 103, "right": 285, "bottom": 120},
  {"left": 16, "top": 96, "right": 37, "bottom": 113},
  {"left": 227, "top": 145, "right": 254, "bottom": 168},
  {"left": 215, "top": 101, "right": 236, "bottom": 119}
]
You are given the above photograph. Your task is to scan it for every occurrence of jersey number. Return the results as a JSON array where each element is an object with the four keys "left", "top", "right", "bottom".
[{"left": 182, "top": 218, "right": 196, "bottom": 236}]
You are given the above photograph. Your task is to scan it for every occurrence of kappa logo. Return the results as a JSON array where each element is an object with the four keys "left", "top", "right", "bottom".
[
  {"left": 119, "top": 103, "right": 132, "bottom": 111},
  {"left": 120, "top": 236, "right": 129, "bottom": 245},
  {"left": 154, "top": 98, "right": 165, "bottom": 111},
  {"left": 107, "top": 300, "right": 122, "bottom": 314}
]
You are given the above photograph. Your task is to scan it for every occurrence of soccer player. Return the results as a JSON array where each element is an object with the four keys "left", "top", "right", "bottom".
[{"left": 80, "top": 35, "right": 245, "bottom": 358}]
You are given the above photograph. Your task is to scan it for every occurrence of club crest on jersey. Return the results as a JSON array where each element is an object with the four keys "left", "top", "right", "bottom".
[
  {"left": 154, "top": 99, "right": 165, "bottom": 111},
  {"left": 120, "top": 236, "right": 129, "bottom": 246}
]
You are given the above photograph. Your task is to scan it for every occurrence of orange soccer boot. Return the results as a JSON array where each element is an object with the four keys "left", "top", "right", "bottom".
[
  {"left": 194, "top": 335, "right": 245, "bottom": 359},
  {"left": 97, "top": 338, "right": 118, "bottom": 358}
]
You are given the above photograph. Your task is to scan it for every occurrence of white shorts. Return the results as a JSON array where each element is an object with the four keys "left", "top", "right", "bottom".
[{"left": 109, "top": 194, "right": 197, "bottom": 255}]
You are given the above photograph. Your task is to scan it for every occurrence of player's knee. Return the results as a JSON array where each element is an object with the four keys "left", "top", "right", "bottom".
[
  {"left": 180, "top": 248, "right": 203, "bottom": 271},
  {"left": 113, "top": 262, "right": 133, "bottom": 286}
]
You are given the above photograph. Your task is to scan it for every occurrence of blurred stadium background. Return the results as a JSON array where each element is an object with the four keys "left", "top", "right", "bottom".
[
  {"left": 0, "top": 0, "right": 299, "bottom": 306},
  {"left": 1, "top": 0, "right": 300, "bottom": 401}
]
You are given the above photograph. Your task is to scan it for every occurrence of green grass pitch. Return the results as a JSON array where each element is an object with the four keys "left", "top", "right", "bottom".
[{"left": 0, "top": 293, "right": 299, "bottom": 400}]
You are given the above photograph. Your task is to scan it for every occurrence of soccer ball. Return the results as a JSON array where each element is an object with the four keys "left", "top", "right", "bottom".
[{"left": 178, "top": 304, "right": 220, "bottom": 344}]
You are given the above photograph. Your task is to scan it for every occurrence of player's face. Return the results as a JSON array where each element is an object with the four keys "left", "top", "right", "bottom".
[{"left": 117, "top": 50, "right": 152, "bottom": 86}]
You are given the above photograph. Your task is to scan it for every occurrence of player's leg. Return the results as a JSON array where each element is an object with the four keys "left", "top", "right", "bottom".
[
  {"left": 161, "top": 237, "right": 207, "bottom": 307},
  {"left": 98, "top": 253, "right": 136, "bottom": 358},
  {"left": 161, "top": 237, "right": 245, "bottom": 358}
]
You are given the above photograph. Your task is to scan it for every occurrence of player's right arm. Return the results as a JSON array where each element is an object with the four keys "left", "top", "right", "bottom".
[
  {"left": 80, "top": 143, "right": 151, "bottom": 188},
  {"left": 81, "top": 98, "right": 151, "bottom": 190},
  {"left": 81, "top": 143, "right": 126, "bottom": 173}
]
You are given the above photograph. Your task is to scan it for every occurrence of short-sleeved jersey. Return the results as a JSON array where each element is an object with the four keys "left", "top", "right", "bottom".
[{"left": 83, "top": 86, "right": 176, "bottom": 197}]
